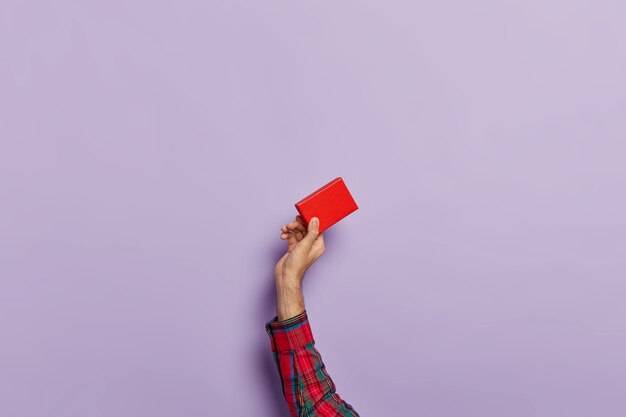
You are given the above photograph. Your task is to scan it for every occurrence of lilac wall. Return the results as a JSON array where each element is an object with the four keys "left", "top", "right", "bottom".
[{"left": 2, "top": 1, "right": 626, "bottom": 416}]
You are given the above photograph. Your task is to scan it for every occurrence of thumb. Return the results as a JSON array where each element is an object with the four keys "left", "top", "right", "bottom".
[{"left": 302, "top": 217, "right": 320, "bottom": 247}]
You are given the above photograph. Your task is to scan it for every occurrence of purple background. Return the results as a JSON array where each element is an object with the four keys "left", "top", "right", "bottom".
[{"left": 2, "top": 1, "right": 626, "bottom": 416}]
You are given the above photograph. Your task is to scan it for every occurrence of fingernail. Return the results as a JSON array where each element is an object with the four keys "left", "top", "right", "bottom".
[{"left": 312, "top": 218, "right": 318, "bottom": 225}]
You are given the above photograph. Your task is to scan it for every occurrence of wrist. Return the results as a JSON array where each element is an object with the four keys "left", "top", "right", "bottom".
[{"left": 275, "top": 270, "right": 303, "bottom": 287}]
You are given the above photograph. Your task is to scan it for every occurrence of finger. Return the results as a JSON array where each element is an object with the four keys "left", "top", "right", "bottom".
[
  {"left": 288, "top": 218, "right": 307, "bottom": 234},
  {"left": 287, "top": 233, "right": 298, "bottom": 246},
  {"left": 296, "top": 215, "right": 307, "bottom": 229},
  {"left": 286, "top": 224, "right": 307, "bottom": 239},
  {"left": 314, "top": 233, "right": 325, "bottom": 254},
  {"left": 286, "top": 221, "right": 306, "bottom": 235},
  {"left": 295, "top": 220, "right": 307, "bottom": 234},
  {"left": 301, "top": 217, "right": 320, "bottom": 249},
  {"left": 286, "top": 228, "right": 304, "bottom": 241},
  {"left": 292, "top": 228, "right": 304, "bottom": 241}
]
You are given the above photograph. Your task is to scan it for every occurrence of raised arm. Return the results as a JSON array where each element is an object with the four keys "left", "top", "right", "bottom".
[{"left": 265, "top": 216, "right": 360, "bottom": 417}]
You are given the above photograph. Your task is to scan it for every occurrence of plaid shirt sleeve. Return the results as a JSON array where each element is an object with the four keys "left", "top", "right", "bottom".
[{"left": 265, "top": 310, "right": 360, "bottom": 417}]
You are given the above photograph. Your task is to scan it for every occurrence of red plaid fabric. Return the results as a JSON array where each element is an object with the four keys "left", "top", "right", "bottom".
[{"left": 265, "top": 310, "right": 360, "bottom": 417}]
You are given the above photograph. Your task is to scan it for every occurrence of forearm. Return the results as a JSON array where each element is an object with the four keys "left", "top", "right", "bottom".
[
  {"left": 266, "top": 280, "right": 361, "bottom": 417},
  {"left": 275, "top": 276, "right": 305, "bottom": 321}
]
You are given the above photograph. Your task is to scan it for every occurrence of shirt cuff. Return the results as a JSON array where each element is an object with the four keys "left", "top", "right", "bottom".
[{"left": 265, "top": 309, "right": 314, "bottom": 352}]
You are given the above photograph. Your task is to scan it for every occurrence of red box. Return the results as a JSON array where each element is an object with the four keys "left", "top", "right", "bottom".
[{"left": 294, "top": 177, "right": 359, "bottom": 233}]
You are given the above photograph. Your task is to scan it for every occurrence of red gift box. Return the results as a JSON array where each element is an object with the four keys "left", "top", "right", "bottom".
[{"left": 294, "top": 177, "right": 359, "bottom": 233}]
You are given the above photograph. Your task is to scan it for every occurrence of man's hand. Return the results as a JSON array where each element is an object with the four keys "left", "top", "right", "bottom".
[
  {"left": 274, "top": 215, "right": 325, "bottom": 320},
  {"left": 275, "top": 215, "right": 325, "bottom": 284}
]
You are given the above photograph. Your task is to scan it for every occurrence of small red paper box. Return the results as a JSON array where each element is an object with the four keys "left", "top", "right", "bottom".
[{"left": 295, "top": 177, "right": 359, "bottom": 233}]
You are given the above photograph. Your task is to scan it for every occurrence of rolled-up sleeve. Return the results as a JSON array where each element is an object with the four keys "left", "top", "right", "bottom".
[{"left": 265, "top": 310, "right": 360, "bottom": 417}]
